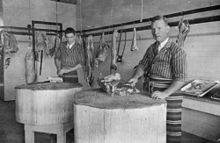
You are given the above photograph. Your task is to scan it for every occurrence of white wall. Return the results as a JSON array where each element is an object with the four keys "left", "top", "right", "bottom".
[
  {"left": 3, "top": 0, "right": 76, "bottom": 29},
  {"left": 76, "top": 0, "right": 220, "bottom": 89},
  {"left": 77, "top": 0, "right": 220, "bottom": 29},
  {"left": 2, "top": 0, "right": 77, "bottom": 100}
]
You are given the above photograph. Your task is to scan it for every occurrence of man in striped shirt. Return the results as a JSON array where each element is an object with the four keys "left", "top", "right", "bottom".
[
  {"left": 129, "top": 15, "right": 187, "bottom": 143},
  {"left": 54, "top": 27, "right": 84, "bottom": 83}
]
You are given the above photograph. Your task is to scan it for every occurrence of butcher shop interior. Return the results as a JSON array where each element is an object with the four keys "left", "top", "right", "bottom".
[{"left": 0, "top": 0, "right": 220, "bottom": 143}]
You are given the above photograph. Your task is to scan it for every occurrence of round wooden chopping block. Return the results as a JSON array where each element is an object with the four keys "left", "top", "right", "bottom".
[
  {"left": 73, "top": 88, "right": 167, "bottom": 143},
  {"left": 15, "top": 82, "right": 82, "bottom": 125}
]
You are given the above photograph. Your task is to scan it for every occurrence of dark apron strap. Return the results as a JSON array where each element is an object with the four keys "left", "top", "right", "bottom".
[
  {"left": 144, "top": 77, "right": 183, "bottom": 143},
  {"left": 62, "top": 71, "right": 78, "bottom": 83}
]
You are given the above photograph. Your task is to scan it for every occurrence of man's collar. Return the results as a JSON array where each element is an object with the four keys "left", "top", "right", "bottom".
[
  {"left": 158, "top": 38, "right": 169, "bottom": 51},
  {"left": 160, "top": 37, "right": 169, "bottom": 47},
  {"left": 67, "top": 41, "right": 75, "bottom": 49}
]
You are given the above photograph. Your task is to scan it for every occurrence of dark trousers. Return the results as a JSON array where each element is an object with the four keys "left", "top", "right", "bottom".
[
  {"left": 63, "top": 76, "right": 78, "bottom": 83},
  {"left": 62, "top": 71, "right": 78, "bottom": 83}
]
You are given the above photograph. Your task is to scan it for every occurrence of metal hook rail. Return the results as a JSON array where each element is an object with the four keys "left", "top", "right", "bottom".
[{"left": 78, "top": 5, "right": 220, "bottom": 36}]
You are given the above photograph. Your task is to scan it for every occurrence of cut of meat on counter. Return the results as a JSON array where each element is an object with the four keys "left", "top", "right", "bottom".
[
  {"left": 180, "top": 79, "right": 219, "bottom": 97},
  {"left": 98, "top": 73, "right": 140, "bottom": 96}
]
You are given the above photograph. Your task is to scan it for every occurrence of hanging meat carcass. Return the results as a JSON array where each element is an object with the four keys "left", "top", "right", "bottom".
[
  {"left": 0, "top": 55, "right": 2, "bottom": 70},
  {"left": 46, "top": 35, "right": 60, "bottom": 57},
  {"left": 25, "top": 45, "right": 36, "bottom": 84},
  {"left": 95, "top": 32, "right": 109, "bottom": 67},
  {"left": 4, "top": 57, "right": 10, "bottom": 69},
  {"left": 0, "top": 31, "right": 19, "bottom": 69},
  {"left": 0, "top": 46, "right": 2, "bottom": 70},
  {"left": 35, "top": 31, "right": 47, "bottom": 75},
  {"left": 35, "top": 31, "right": 47, "bottom": 52},
  {"left": 176, "top": 18, "right": 190, "bottom": 48},
  {"left": 84, "top": 35, "right": 95, "bottom": 86},
  {"left": 76, "top": 34, "right": 83, "bottom": 45},
  {"left": 116, "top": 31, "right": 127, "bottom": 63},
  {"left": 0, "top": 31, "right": 19, "bottom": 54},
  {"left": 130, "top": 27, "right": 138, "bottom": 51},
  {"left": 110, "top": 30, "right": 118, "bottom": 72}
]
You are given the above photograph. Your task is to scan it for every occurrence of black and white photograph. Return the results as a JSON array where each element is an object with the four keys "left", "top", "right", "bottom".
[{"left": 0, "top": 0, "right": 220, "bottom": 143}]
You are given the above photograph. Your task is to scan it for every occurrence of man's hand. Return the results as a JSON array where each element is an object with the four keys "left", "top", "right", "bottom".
[
  {"left": 151, "top": 91, "right": 169, "bottom": 99},
  {"left": 57, "top": 69, "right": 68, "bottom": 76},
  {"left": 57, "top": 69, "right": 61, "bottom": 76},
  {"left": 128, "top": 78, "right": 138, "bottom": 87}
]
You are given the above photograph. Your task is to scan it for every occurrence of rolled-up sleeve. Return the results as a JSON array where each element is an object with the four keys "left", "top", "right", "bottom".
[
  {"left": 54, "top": 46, "right": 61, "bottom": 60},
  {"left": 171, "top": 48, "right": 187, "bottom": 81},
  {"left": 76, "top": 44, "right": 85, "bottom": 66},
  {"left": 138, "top": 45, "right": 155, "bottom": 72}
]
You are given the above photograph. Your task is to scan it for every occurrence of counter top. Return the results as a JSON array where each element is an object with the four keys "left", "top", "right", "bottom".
[
  {"left": 74, "top": 88, "right": 166, "bottom": 109},
  {"left": 182, "top": 95, "right": 220, "bottom": 116},
  {"left": 184, "top": 95, "right": 220, "bottom": 104},
  {"left": 15, "top": 82, "right": 82, "bottom": 90}
]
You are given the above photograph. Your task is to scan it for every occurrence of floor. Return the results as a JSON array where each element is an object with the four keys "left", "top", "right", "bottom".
[{"left": 0, "top": 99, "right": 216, "bottom": 143}]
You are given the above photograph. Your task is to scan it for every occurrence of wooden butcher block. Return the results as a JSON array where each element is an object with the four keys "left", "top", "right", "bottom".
[
  {"left": 15, "top": 82, "right": 82, "bottom": 125},
  {"left": 73, "top": 88, "right": 167, "bottom": 143}
]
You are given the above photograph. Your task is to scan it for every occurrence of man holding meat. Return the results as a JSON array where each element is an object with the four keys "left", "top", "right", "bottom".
[
  {"left": 129, "top": 15, "right": 187, "bottom": 143},
  {"left": 54, "top": 27, "right": 84, "bottom": 83}
]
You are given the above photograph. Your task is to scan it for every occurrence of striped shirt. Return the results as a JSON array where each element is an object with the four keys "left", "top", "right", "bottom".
[
  {"left": 55, "top": 41, "right": 85, "bottom": 68},
  {"left": 139, "top": 39, "right": 187, "bottom": 81}
]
